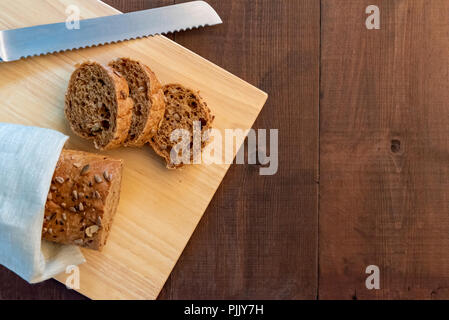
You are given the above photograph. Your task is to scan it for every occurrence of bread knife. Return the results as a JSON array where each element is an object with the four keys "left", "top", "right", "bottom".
[{"left": 0, "top": 1, "right": 222, "bottom": 62}]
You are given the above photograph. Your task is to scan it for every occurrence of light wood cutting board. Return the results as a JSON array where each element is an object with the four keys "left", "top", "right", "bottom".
[{"left": 0, "top": 0, "right": 267, "bottom": 299}]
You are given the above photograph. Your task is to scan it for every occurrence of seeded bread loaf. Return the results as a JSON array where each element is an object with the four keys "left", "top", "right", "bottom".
[
  {"left": 109, "top": 58, "right": 166, "bottom": 147},
  {"left": 43, "top": 149, "right": 123, "bottom": 251},
  {"left": 150, "top": 84, "right": 215, "bottom": 169},
  {"left": 65, "top": 62, "right": 133, "bottom": 150}
]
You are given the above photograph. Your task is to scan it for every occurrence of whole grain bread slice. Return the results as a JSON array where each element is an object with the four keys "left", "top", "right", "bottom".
[
  {"left": 150, "top": 84, "right": 215, "bottom": 169},
  {"left": 109, "top": 58, "right": 165, "bottom": 147},
  {"left": 43, "top": 149, "right": 123, "bottom": 251},
  {"left": 65, "top": 62, "right": 133, "bottom": 150}
]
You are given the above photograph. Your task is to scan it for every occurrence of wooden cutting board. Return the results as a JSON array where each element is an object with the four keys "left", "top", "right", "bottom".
[{"left": 0, "top": 0, "right": 267, "bottom": 299}]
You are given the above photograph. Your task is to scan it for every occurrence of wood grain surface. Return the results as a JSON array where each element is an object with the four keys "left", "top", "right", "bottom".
[
  {"left": 158, "top": 0, "right": 320, "bottom": 300},
  {"left": 320, "top": 0, "right": 449, "bottom": 299},
  {"left": 0, "top": 0, "right": 319, "bottom": 300},
  {"left": 0, "top": 0, "right": 267, "bottom": 300},
  {"left": 3, "top": 0, "right": 448, "bottom": 301}
]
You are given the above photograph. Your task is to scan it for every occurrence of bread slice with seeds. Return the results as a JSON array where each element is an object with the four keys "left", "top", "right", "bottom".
[
  {"left": 150, "top": 84, "right": 215, "bottom": 169},
  {"left": 109, "top": 58, "right": 165, "bottom": 147},
  {"left": 65, "top": 62, "right": 133, "bottom": 150},
  {"left": 43, "top": 149, "right": 123, "bottom": 251}
]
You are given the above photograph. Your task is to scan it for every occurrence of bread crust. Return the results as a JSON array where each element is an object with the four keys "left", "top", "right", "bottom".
[
  {"left": 109, "top": 58, "right": 166, "bottom": 147},
  {"left": 99, "top": 65, "right": 134, "bottom": 150},
  {"left": 132, "top": 64, "right": 165, "bottom": 147},
  {"left": 43, "top": 149, "right": 123, "bottom": 251},
  {"left": 64, "top": 62, "right": 133, "bottom": 150},
  {"left": 150, "top": 84, "right": 214, "bottom": 169}
]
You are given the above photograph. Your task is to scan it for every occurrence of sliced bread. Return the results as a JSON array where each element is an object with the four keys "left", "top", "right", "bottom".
[
  {"left": 43, "top": 149, "right": 123, "bottom": 251},
  {"left": 150, "top": 84, "right": 215, "bottom": 169},
  {"left": 65, "top": 62, "right": 133, "bottom": 150},
  {"left": 109, "top": 58, "right": 165, "bottom": 147}
]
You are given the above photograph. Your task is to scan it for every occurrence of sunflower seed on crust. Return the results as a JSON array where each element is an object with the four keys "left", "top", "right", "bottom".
[
  {"left": 94, "top": 174, "right": 103, "bottom": 184},
  {"left": 80, "top": 164, "right": 90, "bottom": 176},
  {"left": 85, "top": 225, "right": 99, "bottom": 237},
  {"left": 55, "top": 176, "right": 65, "bottom": 184},
  {"left": 103, "top": 171, "right": 111, "bottom": 182}
]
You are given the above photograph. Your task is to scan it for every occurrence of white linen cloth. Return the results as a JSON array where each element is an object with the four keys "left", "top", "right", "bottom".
[{"left": 0, "top": 123, "right": 85, "bottom": 283}]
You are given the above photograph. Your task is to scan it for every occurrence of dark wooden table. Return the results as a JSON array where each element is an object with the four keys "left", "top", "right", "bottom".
[{"left": 1, "top": 0, "right": 448, "bottom": 300}]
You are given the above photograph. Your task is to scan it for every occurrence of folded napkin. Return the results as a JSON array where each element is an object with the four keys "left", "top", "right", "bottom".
[{"left": 0, "top": 123, "right": 85, "bottom": 284}]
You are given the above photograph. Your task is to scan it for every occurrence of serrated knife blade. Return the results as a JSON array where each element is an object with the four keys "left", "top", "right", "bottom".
[{"left": 0, "top": 1, "right": 222, "bottom": 62}]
